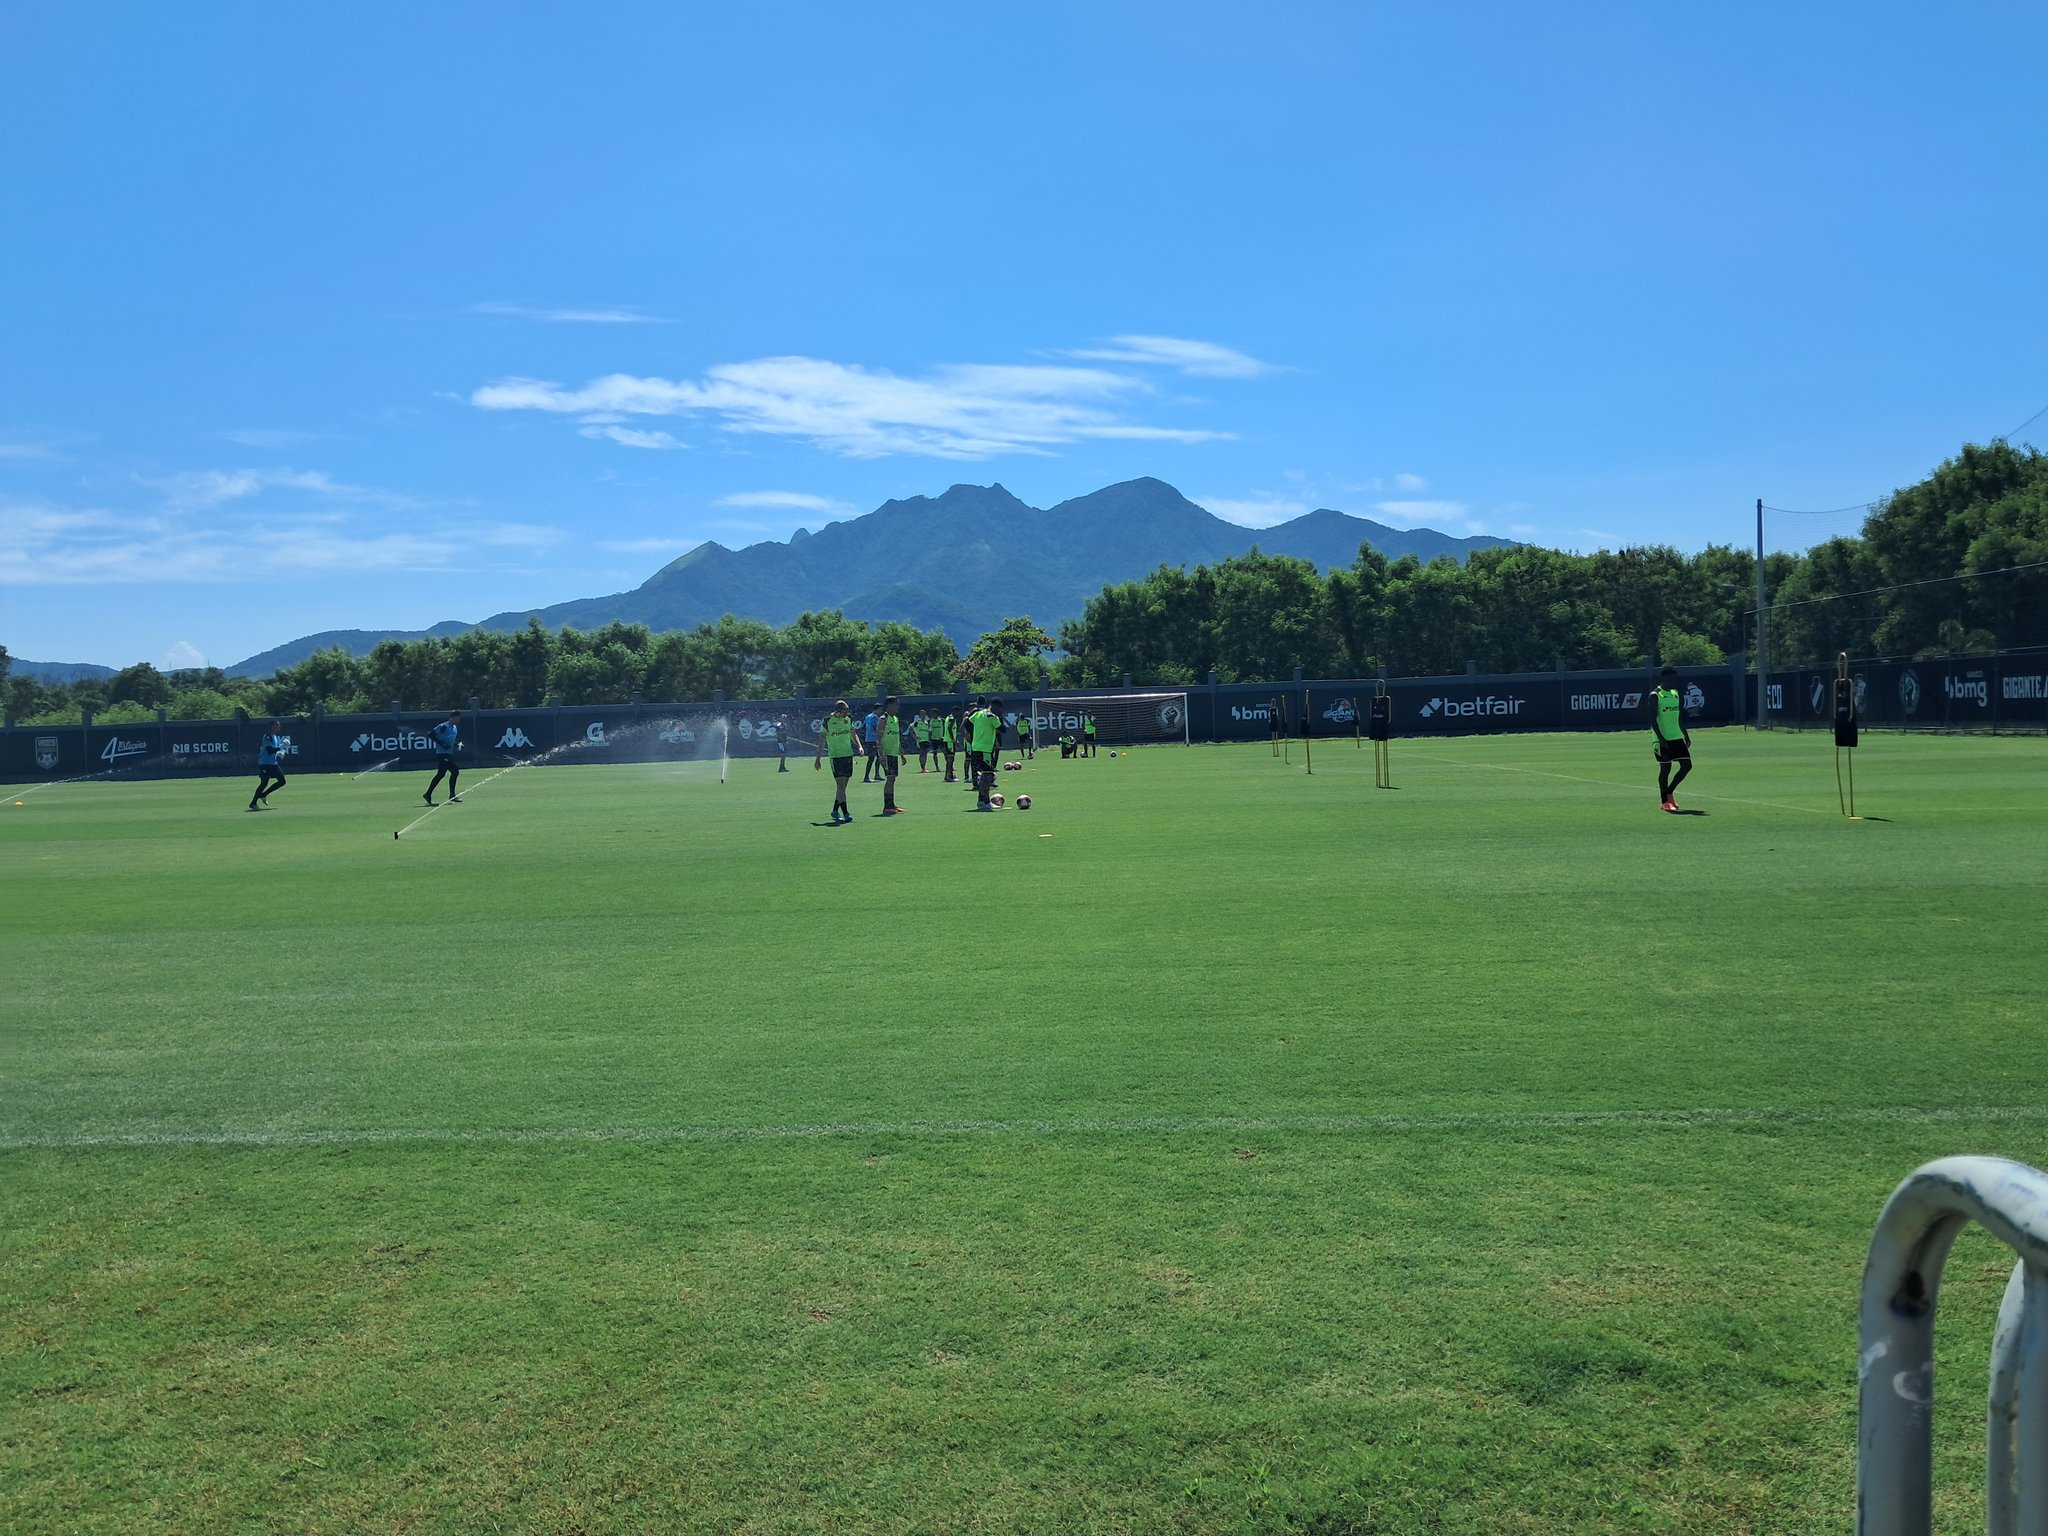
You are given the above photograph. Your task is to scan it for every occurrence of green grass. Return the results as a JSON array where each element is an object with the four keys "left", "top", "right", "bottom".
[{"left": 3, "top": 731, "right": 2044, "bottom": 1532}]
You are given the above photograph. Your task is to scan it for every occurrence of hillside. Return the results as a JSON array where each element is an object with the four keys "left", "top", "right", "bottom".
[{"left": 230, "top": 477, "right": 1509, "bottom": 673}]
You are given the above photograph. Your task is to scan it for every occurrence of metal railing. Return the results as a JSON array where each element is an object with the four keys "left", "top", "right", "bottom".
[{"left": 1859, "top": 1157, "right": 2048, "bottom": 1533}]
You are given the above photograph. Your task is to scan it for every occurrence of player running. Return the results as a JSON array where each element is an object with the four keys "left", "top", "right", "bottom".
[
  {"left": 815, "top": 698, "right": 863, "bottom": 823},
  {"left": 248, "top": 720, "right": 289, "bottom": 810},
  {"left": 1013, "top": 705, "right": 1034, "bottom": 759},
  {"left": 1651, "top": 667, "right": 1693, "bottom": 811},
  {"left": 424, "top": 711, "right": 462, "bottom": 804}
]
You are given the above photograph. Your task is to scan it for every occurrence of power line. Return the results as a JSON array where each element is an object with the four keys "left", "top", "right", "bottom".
[
  {"left": 1756, "top": 558, "right": 2048, "bottom": 615},
  {"left": 1765, "top": 398, "right": 2045, "bottom": 515}
]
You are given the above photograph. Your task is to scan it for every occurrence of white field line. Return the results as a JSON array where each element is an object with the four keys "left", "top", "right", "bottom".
[
  {"left": 391, "top": 759, "right": 530, "bottom": 839},
  {"left": 5, "top": 1103, "right": 2044, "bottom": 1153},
  {"left": 1420, "top": 751, "right": 1834, "bottom": 815}
]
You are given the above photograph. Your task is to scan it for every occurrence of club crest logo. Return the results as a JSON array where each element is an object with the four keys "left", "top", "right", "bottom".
[
  {"left": 34, "top": 736, "right": 60, "bottom": 770},
  {"left": 1899, "top": 669, "right": 1921, "bottom": 715}
]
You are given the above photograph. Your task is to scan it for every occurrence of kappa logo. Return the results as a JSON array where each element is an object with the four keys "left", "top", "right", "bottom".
[
  {"left": 495, "top": 727, "right": 535, "bottom": 750},
  {"left": 1898, "top": 669, "right": 1921, "bottom": 715},
  {"left": 99, "top": 735, "right": 151, "bottom": 765},
  {"left": 34, "top": 735, "right": 60, "bottom": 770}
]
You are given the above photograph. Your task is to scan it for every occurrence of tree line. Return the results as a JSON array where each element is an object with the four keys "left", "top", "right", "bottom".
[{"left": 5, "top": 439, "right": 2040, "bottom": 725}]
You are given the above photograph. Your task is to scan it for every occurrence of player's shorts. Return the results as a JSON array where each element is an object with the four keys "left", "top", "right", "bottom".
[
  {"left": 830, "top": 755, "right": 855, "bottom": 779},
  {"left": 1654, "top": 738, "right": 1690, "bottom": 763},
  {"left": 436, "top": 754, "right": 457, "bottom": 769}
]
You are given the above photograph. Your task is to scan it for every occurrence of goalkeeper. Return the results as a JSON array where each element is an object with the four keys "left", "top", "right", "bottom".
[{"left": 1651, "top": 667, "right": 1693, "bottom": 812}]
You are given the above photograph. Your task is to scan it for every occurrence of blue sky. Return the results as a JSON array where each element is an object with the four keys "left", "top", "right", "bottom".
[{"left": 3, "top": 1, "right": 2042, "bottom": 668}]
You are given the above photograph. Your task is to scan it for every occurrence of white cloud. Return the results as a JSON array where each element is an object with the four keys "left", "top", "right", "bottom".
[
  {"left": 1065, "top": 335, "right": 1276, "bottom": 379},
  {"left": 0, "top": 475, "right": 562, "bottom": 586},
  {"left": 1197, "top": 494, "right": 1313, "bottom": 528},
  {"left": 216, "top": 428, "right": 329, "bottom": 449},
  {"left": 473, "top": 354, "right": 1236, "bottom": 460},
  {"left": 579, "top": 424, "right": 685, "bottom": 451},
  {"left": 163, "top": 640, "right": 206, "bottom": 669},
  {"left": 1390, "top": 472, "right": 1428, "bottom": 492},
  {"left": 714, "top": 490, "right": 853, "bottom": 515},
  {"left": 471, "top": 302, "right": 672, "bottom": 325},
  {"left": 0, "top": 441, "right": 60, "bottom": 461},
  {"left": 1372, "top": 499, "right": 1470, "bottom": 529},
  {"left": 599, "top": 537, "right": 703, "bottom": 555},
  {"left": 151, "top": 467, "right": 368, "bottom": 511}
]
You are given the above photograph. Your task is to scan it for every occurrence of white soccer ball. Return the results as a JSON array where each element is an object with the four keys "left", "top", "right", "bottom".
[
  {"left": 1017, "top": 794, "right": 1032, "bottom": 810},
  {"left": 990, "top": 793, "right": 1005, "bottom": 808}
]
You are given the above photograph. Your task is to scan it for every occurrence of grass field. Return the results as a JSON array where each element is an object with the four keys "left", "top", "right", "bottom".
[{"left": 4, "top": 729, "right": 2045, "bottom": 1533}]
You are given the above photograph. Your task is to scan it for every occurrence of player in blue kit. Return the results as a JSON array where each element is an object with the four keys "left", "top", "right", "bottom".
[{"left": 424, "top": 711, "right": 463, "bottom": 804}]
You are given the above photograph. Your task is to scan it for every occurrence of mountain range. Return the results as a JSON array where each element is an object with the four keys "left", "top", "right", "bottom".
[{"left": 230, "top": 477, "right": 1510, "bottom": 675}]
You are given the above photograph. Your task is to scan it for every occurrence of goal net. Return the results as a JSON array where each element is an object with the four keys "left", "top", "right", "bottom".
[{"left": 1029, "top": 692, "right": 1190, "bottom": 748}]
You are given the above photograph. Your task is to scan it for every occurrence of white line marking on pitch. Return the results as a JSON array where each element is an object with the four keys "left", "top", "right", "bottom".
[
  {"left": 391, "top": 760, "right": 529, "bottom": 839},
  {"left": 6, "top": 1103, "right": 2042, "bottom": 1153}
]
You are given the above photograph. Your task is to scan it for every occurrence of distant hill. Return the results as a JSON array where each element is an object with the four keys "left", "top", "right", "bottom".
[
  {"left": 230, "top": 477, "right": 1511, "bottom": 674},
  {"left": 9, "top": 658, "right": 118, "bottom": 684},
  {"left": 230, "top": 622, "right": 473, "bottom": 681}
]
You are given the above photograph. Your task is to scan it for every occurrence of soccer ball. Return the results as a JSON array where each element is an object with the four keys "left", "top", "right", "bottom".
[
  {"left": 990, "top": 792, "right": 1005, "bottom": 808},
  {"left": 1017, "top": 794, "right": 1031, "bottom": 810}
]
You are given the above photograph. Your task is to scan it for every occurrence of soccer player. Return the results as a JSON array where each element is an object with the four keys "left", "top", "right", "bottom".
[
  {"left": 861, "top": 704, "right": 881, "bottom": 783},
  {"left": 815, "top": 698, "right": 862, "bottom": 822},
  {"left": 248, "top": 719, "right": 289, "bottom": 810},
  {"left": 1082, "top": 713, "right": 1097, "bottom": 757},
  {"left": 775, "top": 715, "right": 790, "bottom": 772},
  {"left": 1651, "top": 666, "right": 1693, "bottom": 811},
  {"left": 942, "top": 709, "right": 960, "bottom": 782},
  {"left": 424, "top": 711, "right": 462, "bottom": 804},
  {"left": 1014, "top": 705, "right": 1034, "bottom": 759},
  {"left": 877, "top": 697, "right": 904, "bottom": 814},
  {"left": 968, "top": 697, "right": 1000, "bottom": 809},
  {"left": 914, "top": 710, "right": 931, "bottom": 773}
]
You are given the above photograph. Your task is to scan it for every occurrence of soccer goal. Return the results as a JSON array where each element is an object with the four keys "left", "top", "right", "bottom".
[{"left": 1030, "top": 692, "right": 1190, "bottom": 749}]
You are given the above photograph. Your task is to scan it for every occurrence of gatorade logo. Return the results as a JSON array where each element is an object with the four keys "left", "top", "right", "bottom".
[{"left": 584, "top": 722, "right": 607, "bottom": 744}]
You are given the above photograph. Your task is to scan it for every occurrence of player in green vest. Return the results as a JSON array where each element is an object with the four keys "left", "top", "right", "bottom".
[
  {"left": 913, "top": 711, "right": 931, "bottom": 773},
  {"left": 1082, "top": 713, "right": 1097, "bottom": 756},
  {"left": 1651, "top": 666, "right": 1693, "bottom": 812},
  {"left": 942, "top": 709, "right": 960, "bottom": 781},
  {"left": 877, "top": 697, "right": 904, "bottom": 815},
  {"left": 1013, "top": 704, "right": 1034, "bottom": 759},
  {"left": 813, "top": 697, "right": 863, "bottom": 823},
  {"left": 967, "top": 698, "right": 1000, "bottom": 808}
]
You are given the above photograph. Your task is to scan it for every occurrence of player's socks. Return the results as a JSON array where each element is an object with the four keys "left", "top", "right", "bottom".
[{"left": 449, "top": 795, "right": 462, "bottom": 802}]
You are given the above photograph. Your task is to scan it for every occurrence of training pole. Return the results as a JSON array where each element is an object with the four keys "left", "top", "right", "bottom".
[
  {"left": 1300, "top": 688, "right": 1313, "bottom": 775},
  {"left": 1370, "top": 680, "right": 1392, "bottom": 789},
  {"left": 1832, "top": 651, "right": 1859, "bottom": 818}
]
